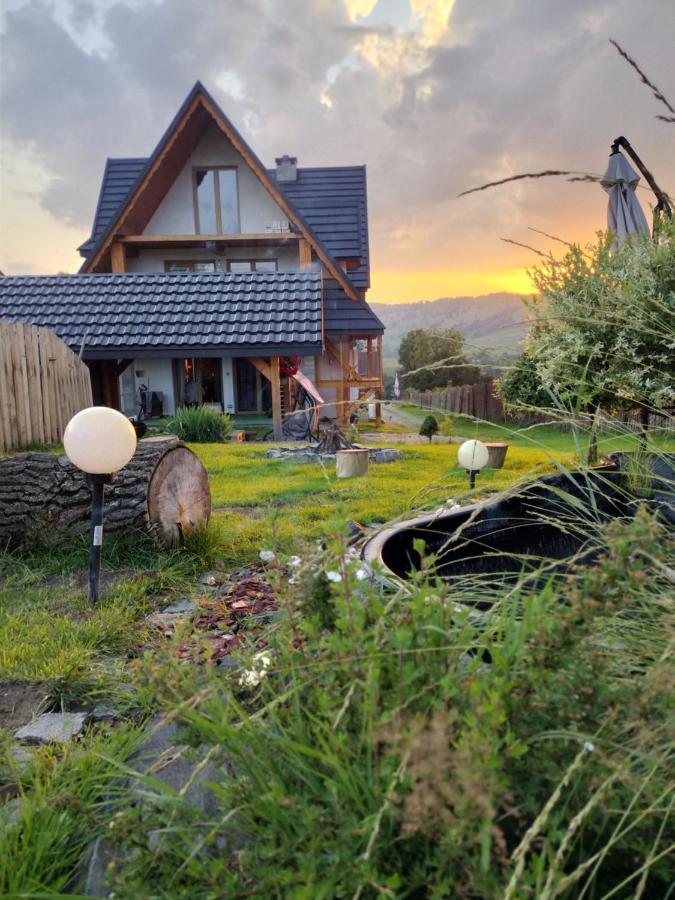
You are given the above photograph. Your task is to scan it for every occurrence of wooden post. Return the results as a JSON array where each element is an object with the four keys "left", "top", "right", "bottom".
[
  {"left": 270, "top": 355, "right": 283, "bottom": 440},
  {"left": 375, "top": 335, "right": 383, "bottom": 425},
  {"left": 338, "top": 341, "right": 347, "bottom": 427},
  {"left": 110, "top": 242, "right": 126, "bottom": 273},
  {"left": 299, "top": 239, "right": 312, "bottom": 270}
]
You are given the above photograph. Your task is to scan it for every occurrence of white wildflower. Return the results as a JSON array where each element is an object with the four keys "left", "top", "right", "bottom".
[
  {"left": 288, "top": 555, "right": 302, "bottom": 567},
  {"left": 288, "top": 576, "right": 299, "bottom": 586},
  {"left": 355, "top": 568, "right": 369, "bottom": 581},
  {"left": 325, "top": 570, "right": 343, "bottom": 583},
  {"left": 259, "top": 549, "right": 275, "bottom": 563},
  {"left": 583, "top": 741, "right": 595, "bottom": 753},
  {"left": 238, "top": 651, "right": 273, "bottom": 688}
]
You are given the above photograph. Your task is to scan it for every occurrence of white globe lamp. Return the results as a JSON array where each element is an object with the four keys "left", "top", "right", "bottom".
[
  {"left": 63, "top": 407, "right": 138, "bottom": 601},
  {"left": 457, "top": 439, "right": 489, "bottom": 489},
  {"left": 64, "top": 407, "right": 137, "bottom": 475}
]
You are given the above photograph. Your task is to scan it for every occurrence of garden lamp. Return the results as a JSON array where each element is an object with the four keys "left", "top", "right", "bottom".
[
  {"left": 457, "top": 439, "right": 489, "bottom": 490},
  {"left": 63, "top": 407, "right": 137, "bottom": 602}
]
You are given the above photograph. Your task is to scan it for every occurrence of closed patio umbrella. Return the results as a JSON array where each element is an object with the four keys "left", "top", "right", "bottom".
[
  {"left": 601, "top": 150, "right": 650, "bottom": 245},
  {"left": 393, "top": 372, "right": 401, "bottom": 400}
]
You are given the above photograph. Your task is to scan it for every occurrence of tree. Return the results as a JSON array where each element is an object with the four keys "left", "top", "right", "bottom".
[
  {"left": 497, "top": 352, "right": 555, "bottom": 412},
  {"left": 419, "top": 415, "right": 439, "bottom": 442},
  {"left": 525, "top": 223, "right": 674, "bottom": 419},
  {"left": 505, "top": 222, "right": 675, "bottom": 459},
  {"left": 398, "top": 328, "right": 480, "bottom": 391}
]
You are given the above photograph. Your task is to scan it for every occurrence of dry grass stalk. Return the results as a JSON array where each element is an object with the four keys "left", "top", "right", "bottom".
[{"left": 609, "top": 38, "right": 675, "bottom": 124}]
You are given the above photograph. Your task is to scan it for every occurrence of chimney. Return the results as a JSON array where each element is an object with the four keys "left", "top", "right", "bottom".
[{"left": 275, "top": 155, "right": 298, "bottom": 182}]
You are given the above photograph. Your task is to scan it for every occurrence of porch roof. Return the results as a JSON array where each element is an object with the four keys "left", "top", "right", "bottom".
[{"left": 0, "top": 271, "right": 322, "bottom": 358}]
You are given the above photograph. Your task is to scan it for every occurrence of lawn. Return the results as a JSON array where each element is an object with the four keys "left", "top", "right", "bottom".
[
  {"left": 197, "top": 441, "right": 569, "bottom": 566},
  {"left": 1, "top": 433, "right": 673, "bottom": 896},
  {"left": 396, "top": 402, "right": 675, "bottom": 454}
]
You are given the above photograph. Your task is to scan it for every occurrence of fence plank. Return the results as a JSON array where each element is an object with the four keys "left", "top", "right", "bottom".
[{"left": 0, "top": 318, "right": 92, "bottom": 452}]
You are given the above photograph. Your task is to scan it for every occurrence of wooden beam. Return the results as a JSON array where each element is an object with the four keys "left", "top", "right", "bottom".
[
  {"left": 299, "top": 238, "right": 312, "bottom": 269},
  {"left": 110, "top": 242, "right": 126, "bottom": 273},
  {"left": 375, "top": 334, "right": 383, "bottom": 425},
  {"left": 270, "top": 356, "right": 283, "bottom": 440},
  {"left": 249, "top": 357, "right": 272, "bottom": 381},
  {"left": 316, "top": 378, "right": 381, "bottom": 388},
  {"left": 117, "top": 233, "right": 300, "bottom": 246}
]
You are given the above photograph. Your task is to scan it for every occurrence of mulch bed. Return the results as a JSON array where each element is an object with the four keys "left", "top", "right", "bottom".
[{"left": 153, "top": 564, "right": 281, "bottom": 666}]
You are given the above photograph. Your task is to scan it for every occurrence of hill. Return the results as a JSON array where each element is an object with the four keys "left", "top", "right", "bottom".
[{"left": 371, "top": 293, "right": 530, "bottom": 362}]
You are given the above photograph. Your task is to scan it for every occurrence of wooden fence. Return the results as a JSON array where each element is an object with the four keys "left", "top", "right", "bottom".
[
  {"left": 0, "top": 319, "right": 92, "bottom": 452},
  {"left": 409, "top": 380, "right": 506, "bottom": 423}
]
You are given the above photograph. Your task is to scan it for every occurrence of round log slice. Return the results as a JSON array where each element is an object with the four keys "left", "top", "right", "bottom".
[
  {"left": 147, "top": 446, "right": 211, "bottom": 546},
  {"left": 335, "top": 448, "right": 369, "bottom": 479},
  {"left": 0, "top": 437, "right": 211, "bottom": 548}
]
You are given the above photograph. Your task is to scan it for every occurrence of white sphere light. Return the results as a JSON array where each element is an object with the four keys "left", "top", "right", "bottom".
[
  {"left": 457, "top": 439, "right": 490, "bottom": 472},
  {"left": 63, "top": 407, "right": 137, "bottom": 475}
]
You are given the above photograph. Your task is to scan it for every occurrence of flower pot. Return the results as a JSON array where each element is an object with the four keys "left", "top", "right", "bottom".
[{"left": 484, "top": 442, "right": 509, "bottom": 468}]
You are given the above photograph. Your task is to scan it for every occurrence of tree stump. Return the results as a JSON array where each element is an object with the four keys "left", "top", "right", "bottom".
[
  {"left": 0, "top": 437, "right": 211, "bottom": 548},
  {"left": 335, "top": 449, "right": 369, "bottom": 479}
]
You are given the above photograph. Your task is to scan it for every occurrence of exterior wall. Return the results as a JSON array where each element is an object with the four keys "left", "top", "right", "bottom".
[
  {"left": 145, "top": 122, "right": 287, "bottom": 235},
  {"left": 126, "top": 244, "right": 300, "bottom": 274},
  {"left": 119, "top": 357, "right": 176, "bottom": 416}
]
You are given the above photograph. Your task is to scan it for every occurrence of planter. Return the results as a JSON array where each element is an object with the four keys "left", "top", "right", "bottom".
[{"left": 484, "top": 442, "right": 509, "bottom": 468}]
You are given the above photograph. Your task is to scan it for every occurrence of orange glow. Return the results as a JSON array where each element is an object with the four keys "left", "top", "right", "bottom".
[{"left": 369, "top": 267, "right": 535, "bottom": 303}]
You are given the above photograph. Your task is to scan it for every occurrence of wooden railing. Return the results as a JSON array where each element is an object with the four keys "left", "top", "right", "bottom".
[{"left": 0, "top": 319, "right": 93, "bottom": 452}]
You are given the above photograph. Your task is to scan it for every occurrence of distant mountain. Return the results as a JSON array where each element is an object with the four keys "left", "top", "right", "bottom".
[{"left": 371, "top": 293, "right": 531, "bottom": 362}]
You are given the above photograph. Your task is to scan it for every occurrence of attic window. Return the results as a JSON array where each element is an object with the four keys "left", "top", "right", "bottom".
[{"left": 193, "top": 167, "right": 239, "bottom": 234}]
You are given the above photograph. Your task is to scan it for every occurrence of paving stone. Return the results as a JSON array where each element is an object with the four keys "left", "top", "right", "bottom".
[
  {"left": 161, "top": 598, "right": 198, "bottom": 615},
  {"left": 369, "top": 448, "right": 404, "bottom": 463},
  {"left": 91, "top": 702, "right": 121, "bottom": 722},
  {"left": 15, "top": 712, "right": 87, "bottom": 744},
  {"left": 0, "top": 797, "right": 23, "bottom": 827}
]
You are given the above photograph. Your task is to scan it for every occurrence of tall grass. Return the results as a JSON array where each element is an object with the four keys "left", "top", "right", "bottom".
[
  {"left": 105, "top": 435, "right": 674, "bottom": 895},
  {"left": 166, "top": 404, "right": 232, "bottom": 442}
]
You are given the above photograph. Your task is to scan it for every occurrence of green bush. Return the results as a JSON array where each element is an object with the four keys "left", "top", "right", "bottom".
[
  {"left": 419, "top": 414, "right": 439, "bottom": 442},
  {"left": 438, "top": 416, "right": 453, "bottom": 437},
  {"left": 165, "top": 404, "right": 232, "bottom": 443}
]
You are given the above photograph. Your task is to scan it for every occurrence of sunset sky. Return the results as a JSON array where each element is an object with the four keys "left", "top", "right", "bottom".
[{"left": 1, "top": 0, "right": 673, "bottom": 303}]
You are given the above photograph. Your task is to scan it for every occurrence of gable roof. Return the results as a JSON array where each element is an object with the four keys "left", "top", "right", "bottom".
[
  {"left": 79, "top": 161, "right": 371, "bottom": 291},
  {"left": 79, "top": 81, "right": 361, "bottom": 301},
  {"left": 0, "top": 272, "right": 323, "bottom": 358}
]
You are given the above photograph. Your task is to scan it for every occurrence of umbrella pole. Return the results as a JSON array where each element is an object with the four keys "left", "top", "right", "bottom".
[{"left": 611, "top": 136, "right": 673, "bottom": 228}]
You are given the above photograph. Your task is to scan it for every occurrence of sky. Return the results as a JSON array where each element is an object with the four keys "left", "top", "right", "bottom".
[{"left": 0, "top": 0, "right": 673, "bottom": 303}]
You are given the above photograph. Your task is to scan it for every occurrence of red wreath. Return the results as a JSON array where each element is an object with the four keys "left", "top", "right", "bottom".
[{"left": 280, "top": 355, "right": 301, "bottom": 377}]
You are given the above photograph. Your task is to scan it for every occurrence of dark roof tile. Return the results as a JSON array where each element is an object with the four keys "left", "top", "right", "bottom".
[{"left": 0, "top": 272, "right": 323, "bottom": 356}]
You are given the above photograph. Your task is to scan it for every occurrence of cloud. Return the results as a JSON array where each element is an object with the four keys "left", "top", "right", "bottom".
[{"left": 1, "top": 0, "right": 673, "bottom": 288}]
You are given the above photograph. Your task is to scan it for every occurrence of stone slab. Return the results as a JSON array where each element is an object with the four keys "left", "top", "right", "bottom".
[{"left": 15, "top": 712, "right": 87, "bottom": 744}]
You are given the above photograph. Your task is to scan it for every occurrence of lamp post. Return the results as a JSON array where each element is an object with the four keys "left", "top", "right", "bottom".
[
  {"left": 63, "top": 407, "right": 137, "bottom": 602},
  {"left": 457, "top": 439, "right": 489, "bottom": 490}
]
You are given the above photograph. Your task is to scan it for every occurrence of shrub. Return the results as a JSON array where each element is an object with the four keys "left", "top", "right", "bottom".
[
  {"left": 165, "top": 405, "right": 232, "bottom": 443},
  {"left": 438, "top": 416, "right": 453, "bottom": 437},
  {"left": 419, "top": 414, "right": 439, "bottom": 442}
]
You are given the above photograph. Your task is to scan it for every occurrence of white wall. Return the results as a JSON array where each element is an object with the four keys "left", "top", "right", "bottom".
[
  {"left": 126, "top": 244, "right": 300, "bottom": 274},
  {"left": 145, "top": 122, "right": 287, "bottom": 235},
  {"left": 120, "top": 358, "right": 176, "bottom": 416}
]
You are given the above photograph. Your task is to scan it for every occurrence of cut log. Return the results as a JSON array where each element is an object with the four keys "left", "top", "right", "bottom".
[
  {"left": 335, "top": 448, "right": 369, "bottom": 479},
  {"left": 0, "top": 437, "right": 211, "bottom": 548}
]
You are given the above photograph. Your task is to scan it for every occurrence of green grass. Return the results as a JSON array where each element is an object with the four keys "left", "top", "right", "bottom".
[
  {"left": 194, "top": 441, "right": 567, "bottom": 567},
  {"left": 1, "top": 427, "right": 672, "bottom": 896},
  {"left": 397, "top": 402, "right": 675, "bottom": 454}
]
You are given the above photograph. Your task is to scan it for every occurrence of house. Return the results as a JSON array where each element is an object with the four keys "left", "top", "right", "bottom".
[{"left": 0, "top": 82, "right": 384, "bottom": 437}]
